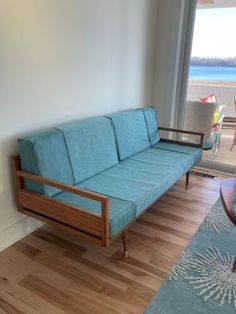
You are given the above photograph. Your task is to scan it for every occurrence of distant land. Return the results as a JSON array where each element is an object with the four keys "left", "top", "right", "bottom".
[{"left": 191, "top": 57, "right": 236, "bottom": 67}]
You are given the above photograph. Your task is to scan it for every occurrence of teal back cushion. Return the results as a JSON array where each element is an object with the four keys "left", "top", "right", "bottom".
[
  {"left": 140, "top": 107, "right": 160, "bottom": 145},
  {"left": 107, "top": 110, "right": 150, "bottom": 160},
  {"left": 18, "top": 129, "right": 75, "bottom": 196},
  {"left": 57, "top": 117, "right": 119, "bottom": 183}
]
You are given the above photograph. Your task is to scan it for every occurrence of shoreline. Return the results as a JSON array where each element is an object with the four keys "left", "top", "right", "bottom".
[{"left": 189, "top": 80, "right": 236, "bottom": 87}]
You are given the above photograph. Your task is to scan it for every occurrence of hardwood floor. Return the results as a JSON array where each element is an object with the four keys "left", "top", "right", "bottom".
[
  {"left": 203, "top": 128, "right": 236, "bottom": 166},
  {"left": 0, "top": 174, "right": 224, "bottom": 313}
]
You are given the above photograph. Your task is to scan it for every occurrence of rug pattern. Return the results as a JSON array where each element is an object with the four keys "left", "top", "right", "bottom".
[{"left": 145, "top": 198, "right": 236, "bottom": 314}]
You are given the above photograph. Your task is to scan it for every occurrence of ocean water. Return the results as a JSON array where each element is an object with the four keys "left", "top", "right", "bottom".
[{"left": 189, "top": 65, "right": 236, "bottom": 81}]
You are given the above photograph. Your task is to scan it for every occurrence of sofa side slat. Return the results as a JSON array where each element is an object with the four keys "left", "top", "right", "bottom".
[
  {"left": 19, "top": 207, "right": 102, "bottom": 245},
  {"left": 19, "top": 190, "right": 103, "bottom": 238}
]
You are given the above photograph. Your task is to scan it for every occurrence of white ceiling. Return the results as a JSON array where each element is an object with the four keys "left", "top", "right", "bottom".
[{"left": 198, "top": 0, "right": 236, "bottom": 8}]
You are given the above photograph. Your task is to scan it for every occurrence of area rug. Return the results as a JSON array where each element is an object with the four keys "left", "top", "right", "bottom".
[{"left": 144, "top": 197, "right": 236, "bottom": 314}]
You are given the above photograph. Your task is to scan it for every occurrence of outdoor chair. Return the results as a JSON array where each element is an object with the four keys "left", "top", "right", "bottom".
[
  {"left": 183, "top": 100, "right": 223, "bottom": 156},
  {"left": 230, "top": 96, "right": 236, "bottom": 151}
]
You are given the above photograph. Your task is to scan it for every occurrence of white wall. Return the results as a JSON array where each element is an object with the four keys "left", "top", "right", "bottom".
[{"left": 0, "top": 0, "right": 158, "bottom": 250}]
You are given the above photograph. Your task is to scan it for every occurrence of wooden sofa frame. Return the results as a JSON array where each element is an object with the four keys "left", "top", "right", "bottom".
[
  {"left": 12, "top": 127, "right": 204, "bottom": 257},
  {"left": 220, "top": 178, "right": 236, "bottom": 225}
]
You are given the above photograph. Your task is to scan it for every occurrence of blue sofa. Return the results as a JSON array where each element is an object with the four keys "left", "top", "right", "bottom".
[{"left": 12, "top": 107, "right": 204, "bottom": 256}]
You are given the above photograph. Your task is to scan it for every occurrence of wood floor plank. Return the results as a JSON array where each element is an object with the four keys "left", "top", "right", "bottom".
[
  {"left": 0, "top": 295, "right": 24, "bottom": 314},
  {"left": 0, "top": 174, "right": 223, "bottom": 313},
  {"left": 155, "top": 197, "right": 208, "bottom": 213},
  {"left": 150, "top": 202, "right": 206, "bottom": 222},
  {"left": 141, "top": 212, "right": 198, "bottom": 234},
  {"left": 65, "top": 281, "right": 136, "bottom": 314},
  {"left": 110, "top": 251, "right": 167, "bottom": 280},
  {"left": 12, "top": 242, "right": 41, "bottom": 259},
  {"left": 35, "top": 251, "right": 130, "bottom": 291},
  {"left": 1, "top": 247, "right": 73, "bottom": 289},
  {"left": 21, "top": 234, "right": 66, "bottom": 257},
  {"left": 130, "top": 221, "right": 189, "bottom": 247},
  {"left": 0, "top": 279, "right": 64, "bottom": 314},
  {"left": 41, "top": 224, "right": 121, "bottom": 258},
  {"left": 19, "top": 275, "right": 89, "bottom": 314},
  {"left": 33, "top": 229, "right": 87, "bottom": 255}
]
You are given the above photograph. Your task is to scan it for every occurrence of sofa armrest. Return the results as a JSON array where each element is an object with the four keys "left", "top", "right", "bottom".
[
  {"left": 16, "top": 169, "right": 108, "bottom": 203},
  {"left": 159, "top": 127, "right": 204, "bottom": 149},
  {"left": 12, "top": 156, "right": 109, "bottom": 246}
]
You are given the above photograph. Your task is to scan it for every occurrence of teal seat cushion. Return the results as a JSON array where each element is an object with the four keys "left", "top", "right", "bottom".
[
  {"left": 79, "top": 148, "right": 194, "bottom": 215},
  {"left": 18, "top": 129, "right": 75, "bottom": 196},
  {"left": 139, "top": 107, "right": 160, "bottom": 145},
  {"left": 107, "top": 110, "right": 150, "bottom": 160},
  {"left": 57, "top": 117, "right": 119, "bottom": 183},
  {"left": 152, "top": 141, "right": 202, "bottom": 163},
  {"left": 54, "top": 192, "right": 136, "bottom": 238}
]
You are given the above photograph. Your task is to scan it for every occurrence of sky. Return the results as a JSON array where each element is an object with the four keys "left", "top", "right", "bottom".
[{"left": 191, "top": 8, "right": 236, "bottom": 58}]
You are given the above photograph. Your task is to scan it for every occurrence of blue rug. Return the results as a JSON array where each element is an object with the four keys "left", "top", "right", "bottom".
[{"left": 144, "top": 197, "right": 236, "bottom": 314}]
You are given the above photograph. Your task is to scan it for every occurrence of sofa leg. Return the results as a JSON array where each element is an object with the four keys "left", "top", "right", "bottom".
[
  {"left": 186, "top": 171, "right": 190, "bottom": 189},
  {"left": 122, "top": 229, "right": 128, "bottom": 258}
]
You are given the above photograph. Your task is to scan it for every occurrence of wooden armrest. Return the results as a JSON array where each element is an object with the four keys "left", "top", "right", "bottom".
[
  {"left": 12, "top": 155, "right": 109, "bottom": 246},
  {"left": 16, "top": 170, "right": 108, "bottom": 203},
  {"left": 220, "top": 178, "right": 236, "bottom": 225},
  {"left": 16, "top": 169, "right": 109, "bottom": 219},
  {"left": 159, "top": 127, "right": 204, "bottom": 148}
]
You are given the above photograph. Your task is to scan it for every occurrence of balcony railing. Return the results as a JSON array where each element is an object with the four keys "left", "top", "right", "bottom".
[{"left": 187, "top": 80, "right": 236, "bottom": 167}]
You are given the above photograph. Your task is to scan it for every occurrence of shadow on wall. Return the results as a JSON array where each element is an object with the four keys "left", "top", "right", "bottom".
[{"left": 0, "top": 137, "right": 18, "bottom": 208}]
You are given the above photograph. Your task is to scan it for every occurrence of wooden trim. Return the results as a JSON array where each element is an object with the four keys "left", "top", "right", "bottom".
[
  {"left": 19, "top": 190, "right": 103, "bottom": 237},
  {"left": 19, "top": 207, "right": 102, "bottom": 245},
  {"left": 101, "top": 200, "right": 109, "bottom": 247},
  {"left": 159, "top": 126, "right": 204, "bottom": 136},
  {"left": 11, "top": 156, "right": 24, "bottom": 211},
  {"left": 12, "top": 155, "right": 109, "bottom": 246},
  {"left": 160, "top": 138, "right": 200, "bottom": 148},
  {"left": 159, "top": 126, "right": 204, "bottom": 148},
  {"left": 16, "top": 169, "right": 108, "bottom": 203},
  {"left": 220, "top": 178, "right": 236, "bottom": 225}
]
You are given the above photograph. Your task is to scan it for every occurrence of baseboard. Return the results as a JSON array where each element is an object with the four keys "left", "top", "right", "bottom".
[{"left": 0, "top": 216, "right": 44, "bottom": 252}]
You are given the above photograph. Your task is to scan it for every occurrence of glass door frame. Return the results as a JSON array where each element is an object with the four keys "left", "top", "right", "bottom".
[{"left": 175, "top": 1, "right": 236, "bottom": 175}]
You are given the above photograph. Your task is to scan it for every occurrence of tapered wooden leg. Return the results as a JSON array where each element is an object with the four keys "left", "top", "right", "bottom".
[
  {"left": 233, "top": 258, "right": 236, "bottom": 273},
  {"left": 122, "top": 229, "right": 128, "bottom": 258},
  {"left": 186, "top": 171, "right": 190, "bottom": 190}
]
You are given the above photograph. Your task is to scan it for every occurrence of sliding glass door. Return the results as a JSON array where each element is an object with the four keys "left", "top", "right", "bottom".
[{"left": 182, "top": 1, "right": 236, "bottom": 174}]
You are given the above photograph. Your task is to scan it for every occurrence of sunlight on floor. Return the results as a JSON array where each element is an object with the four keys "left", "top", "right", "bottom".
[{"left": 203, "top": 128, "right": 236, "bottom": 166}]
